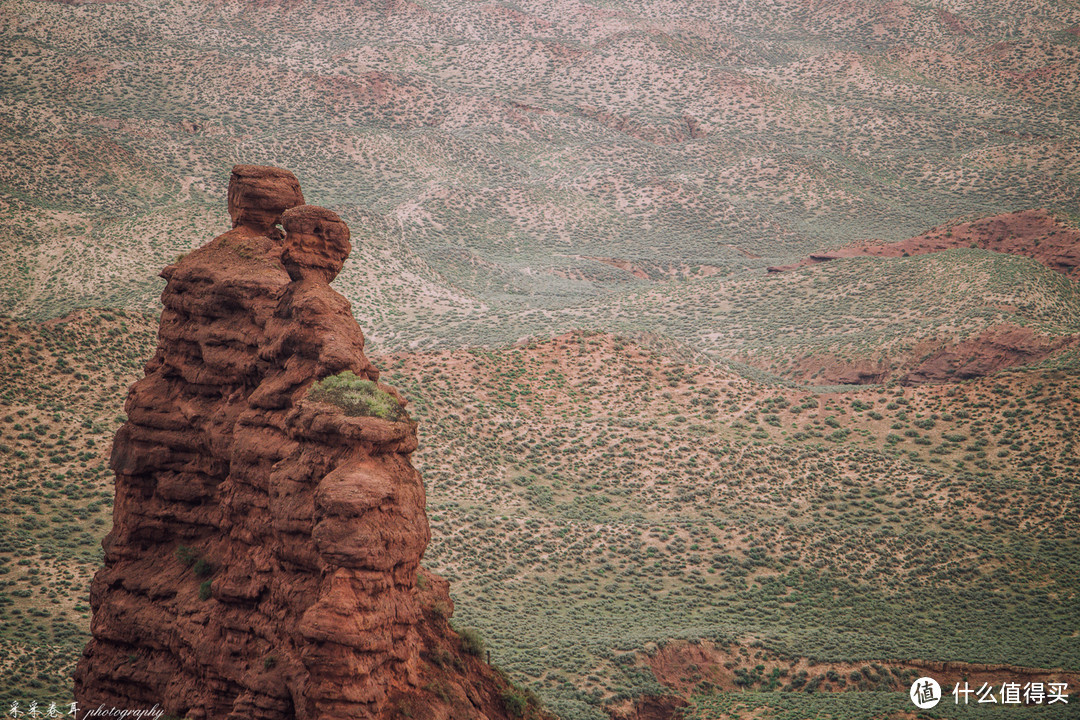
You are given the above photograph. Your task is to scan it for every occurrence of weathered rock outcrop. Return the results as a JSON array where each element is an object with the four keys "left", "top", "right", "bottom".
[
  {"left": 75, "top": 165, "right": 541, "bottom": 720},
  {"left": 767, "top": 209, "right": 1080, "bottom": 278},
  {"left": 897, "top": 323, "right": 1075, "bottom": 384},
  {"left": 759, "top": 323, "right": 1075, "bottom": 386}
]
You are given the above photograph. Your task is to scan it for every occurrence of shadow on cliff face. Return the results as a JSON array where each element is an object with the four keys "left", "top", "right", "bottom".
[{"left": 74, "top": 165, "right": 550, "bottom": 720}]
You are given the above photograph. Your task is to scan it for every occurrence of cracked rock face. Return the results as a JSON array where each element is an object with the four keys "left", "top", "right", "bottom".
[{"left": 75, "top": 165, "right": 530, "bottom": 720}]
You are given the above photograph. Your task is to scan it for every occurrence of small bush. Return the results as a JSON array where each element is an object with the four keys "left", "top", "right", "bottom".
[
  {"left": 425, "top": 679, "right": 452, "bottom": 702},
  {"left": 459, "top": 627, "right": 484, "bottom": 656},
  {"left": 175, "top": 545, "right": 198, "bottom": 567},
  {"left": 501, "top": 689, "right": 527, "bottom": 718},
  {"left": 198, "top": 580, "right": 212, "bottom": 601},
  {"left": 307, "top": 371, "right": 406, "bottom": 421},
  {"left": 192, "top": 558, "right": 213, "bottom": 577}
]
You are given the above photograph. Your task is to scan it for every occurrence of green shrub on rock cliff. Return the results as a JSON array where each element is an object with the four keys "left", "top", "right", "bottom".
[
  {"left": 458, "top": 626, "right": 484, "bottom": 656},
  {"left": 307, "top": 371, "right": 406, "bottom": 421}
]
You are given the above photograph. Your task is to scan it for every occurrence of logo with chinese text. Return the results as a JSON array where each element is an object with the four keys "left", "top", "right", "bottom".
[{"left": 910, "top": 677, "right": 942, "bottom": 709}]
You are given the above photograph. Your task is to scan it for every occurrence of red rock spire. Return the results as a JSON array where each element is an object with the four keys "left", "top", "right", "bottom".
[{"left": 75, "top": 166, "right": 536, "bottom": 720}]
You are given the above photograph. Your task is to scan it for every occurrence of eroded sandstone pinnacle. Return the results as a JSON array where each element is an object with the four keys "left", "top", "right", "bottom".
[{"left": 74, "top": 166, "right": 534, "bottom": 720}]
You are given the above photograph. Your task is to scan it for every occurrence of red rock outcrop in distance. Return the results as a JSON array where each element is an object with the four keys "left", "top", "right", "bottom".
[
  {"left": 767, "top": 209, "right": 1080, "bottom": 278},
  {"left": 74, "top": 165, "right": 539, "bottom": 720},
  {"left": 758, "top": 209, "right": 1080, "bottom": 384},
  {"left": 758, "top": 323, "right": 1076, "bottom": 387}
]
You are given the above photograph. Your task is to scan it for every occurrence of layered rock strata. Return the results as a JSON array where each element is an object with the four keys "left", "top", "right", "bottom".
[{"left": 75, "top": 165, "right": 533, "bottom": 720}]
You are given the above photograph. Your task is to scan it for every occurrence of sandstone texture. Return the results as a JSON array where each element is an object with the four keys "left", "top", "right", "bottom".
[
  {"left": 227, "top": 164, "right": 305, "bottom": 237},
  {"left": 75, "top": 166, "right": 540, "bottom": 720}
]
